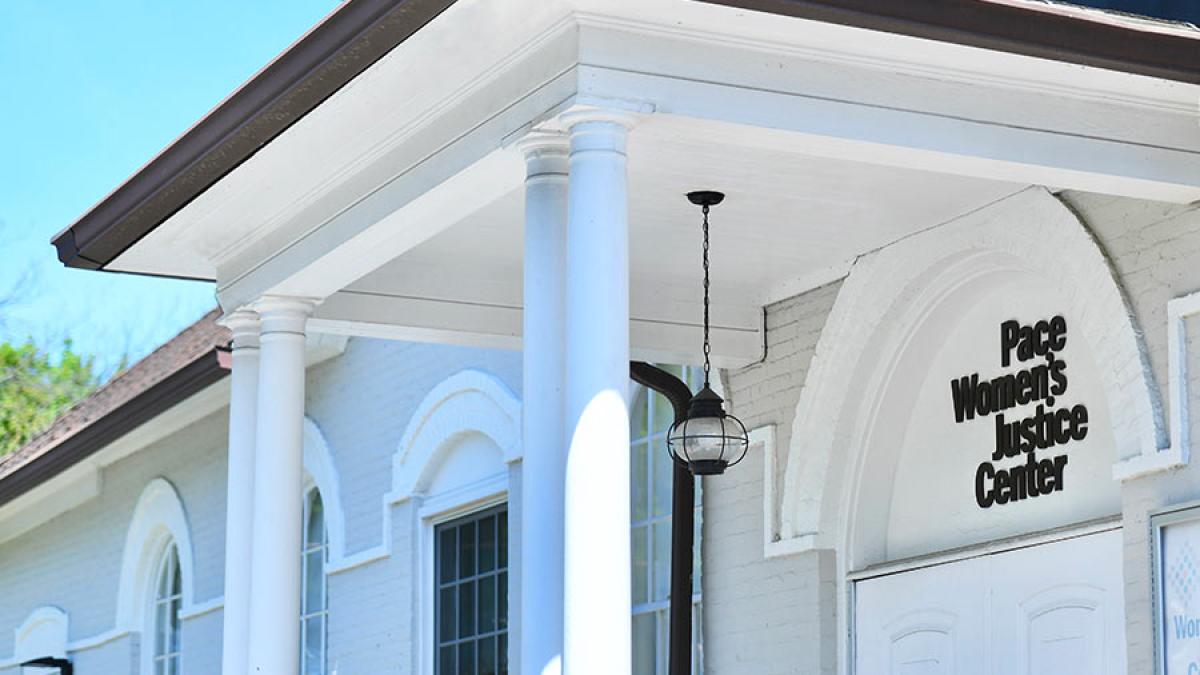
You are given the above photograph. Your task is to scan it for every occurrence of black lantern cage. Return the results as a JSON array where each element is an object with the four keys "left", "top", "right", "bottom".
[{"left": 664, "top": 385, "right": 749, "bottom": 476}]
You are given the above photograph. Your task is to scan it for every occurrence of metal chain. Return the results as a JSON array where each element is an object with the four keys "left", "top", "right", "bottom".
[{"left": 702, "top": 204, "right": 711, "bottom": 388}]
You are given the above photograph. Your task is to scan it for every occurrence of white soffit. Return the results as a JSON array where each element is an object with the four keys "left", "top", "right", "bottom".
[
  {"left": 342, "top": 116, "right": 1025, "bottom": 312},
  {"left": 107, "top": 0, "right": 1200, "bottom": 301},
  {"left": 309, "top": 116, "right": 1024, "bottom": 365}
]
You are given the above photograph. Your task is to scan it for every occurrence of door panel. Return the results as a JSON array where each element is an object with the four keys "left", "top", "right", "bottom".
[
  {"left": 855, "top": 530, "right": 1124, "bottom": 675},
  {"left": 856, "top": 557, "right": 986, "bottom": 675},
  {"left": 1026, "top": 604, "right": 1101, "bottom": 675},
  {"left": 891, "top": 628, "right": 953, "bottom": 675}
]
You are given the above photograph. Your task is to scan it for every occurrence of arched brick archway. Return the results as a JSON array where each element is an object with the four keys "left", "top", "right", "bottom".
[{"left": 779, "top": 188, "right": 1163, "bottom": 558}]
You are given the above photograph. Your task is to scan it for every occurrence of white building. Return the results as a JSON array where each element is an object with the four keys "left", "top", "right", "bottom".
[{"left": 7, "top": 0, "right": 1200, "bottom": 673}]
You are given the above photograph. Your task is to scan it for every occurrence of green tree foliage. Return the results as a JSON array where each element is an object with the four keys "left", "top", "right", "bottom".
[{"left": 0, "top": 341, "right": 99, "bottom": 455}]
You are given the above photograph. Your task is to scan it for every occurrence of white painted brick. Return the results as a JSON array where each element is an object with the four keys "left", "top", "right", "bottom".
[
  {"left": 0, "top": 336, "right": 522, "bottom": 674},
  {"left": 1045, "top": 192, "right": 1200, "bottom": 675},
  {"left": 2, "top": 191, "right": 1197, "bottom": 675},
  {"left": 706, "top": 283, "right": 841, "bottom": 675}
]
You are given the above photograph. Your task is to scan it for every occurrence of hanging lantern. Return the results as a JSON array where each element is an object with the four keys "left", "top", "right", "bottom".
[{"left": 666, "top": 191, "right": 750, "bottom": 476}]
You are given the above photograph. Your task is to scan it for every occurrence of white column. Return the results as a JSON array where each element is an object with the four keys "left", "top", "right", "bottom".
[
  {"left": 219, "top": 309, "right": 260, "bottom": 675},
  {"left": 246, "top": 296, "right": 314, "bottom": 675},
  {"left": 519, "top": 133, "right": 570, "bottom": 675},
  {"left": 561, "top": 109, "right": 634, "bottom": 675}
]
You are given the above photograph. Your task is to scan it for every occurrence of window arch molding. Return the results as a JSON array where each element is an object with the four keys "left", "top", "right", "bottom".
[
  {"left": 12, "top": 606, "right": 68, "bottom": 665},
  {"left": 777, "top": 188, "right": 1164, "bottom": 675},
  {"left": 304, "top": 415, "right": 346, "bottom": 564},
  {"left": 779, "top": 188, "right": 1163, "bottom": 559},
  {"left": 391, "top": 369, "right": 522, "bottom": 502},
  {"left": 390, "top": 369, "right": 521, "bottom": 675},
  {"left": 115, "top": 478, "right": 195, "bottom": 634}
]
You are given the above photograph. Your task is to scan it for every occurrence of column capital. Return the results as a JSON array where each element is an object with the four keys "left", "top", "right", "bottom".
[
  {"left": 253, "top": 296, "right": 318, "bottom": 335},
  {"left": 560, "top": 106, "right": 639, "bottom": 157},
  {"left": 559, "top": 105, "right": 642, "bottom": 131},
  {"left": 517, "top": 132, "right": 569, "bottom": 183},
  {"left": 218, "top": 308, "right": 261, "bottom": 351},
  {"left": 515, "top": 131, "right": 569, "bottom": 157}
]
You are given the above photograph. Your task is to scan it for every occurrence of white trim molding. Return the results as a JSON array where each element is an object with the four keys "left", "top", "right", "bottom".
[
  {"left": 757, "top": 425, "right": 804, "bottom": 560},
  {"left": 179, "top": 596, "right": 224, "bottom": 621},
  {"left": 326, "top": 369, "right": 523, "bottom": 575},
  {"left": 400, "top": 370, "right": 518, "bottom": 675},
  {"left": 115, "top": 478, "right": 196, "bottom": 632},
  {"left": 1111, "top": 291, "right": 1200, "bottom": 480},
  {"left": 416, "top": 477, "right": 510, "bottom": 675},
  {"left": 392, "top": 369, "right": 522, "bottom": 501},
  {"left": 303, "top": 415, "right": 347, "bottom": 565},
  {"left": 0, "top": 606, "right": 70, "bottom": 669},
  {"left": 779, "top": 187, "right": 1164, "bottom": 557}
]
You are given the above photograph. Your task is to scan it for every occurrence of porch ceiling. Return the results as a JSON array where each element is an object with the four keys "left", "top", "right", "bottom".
[
  {"left": 360, "top": 116, "right": 1023, "bottom": 305},
  {"left": 315, "top": 114, "right": 1022, "bottom": 364},
  {"left": 76, "top": 0, "right": 1199, "bottom": 363}
]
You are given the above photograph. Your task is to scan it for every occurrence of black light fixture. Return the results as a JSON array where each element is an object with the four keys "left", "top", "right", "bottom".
[
  {"left": 20, "top": 657, "right": 72, "bottom": 675},
  {"left": 667, "top": 191, "right": 749, "bottom": 475}
]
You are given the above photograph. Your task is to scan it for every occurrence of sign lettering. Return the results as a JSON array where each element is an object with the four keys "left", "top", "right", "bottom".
[{"left": 948, "top": 315, "right": 1089, "bottom": 508}]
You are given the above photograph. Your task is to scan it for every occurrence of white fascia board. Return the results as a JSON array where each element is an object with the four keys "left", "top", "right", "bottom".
[
  {"left": 214, "top": 75, "right": 578, "bottom": 311},
  {"left": 310, "top": 289, "right": 764, "bottom": 367},
  {"left": 575, "top": 3, "right": 1198, "bottom": 120},
  {"left": 211, "top": 6, "right": 581, "bottom": 311},
  {"left": 116, "top": 0, "right": 1200, "bottom": 283},
  {"left": 110, "top": 0, "right": 583, "bottom": 281},
  {"left": 217, "top": 141, "right": 528, "bottom": 312},
  {"left": 0, "top": 334, "right": 343, "bottom": 544},
  {"left": 587, "top": 66, "right": 1200, "bottom": 203},
  {"left": 574, "top": 16, "right": 1200, "bottom": 203},
  {"left": 0, "top": 469, "right": 100, "bottom": 547},
  {"left": 0, "top": 380, "right": 230, "bottom": 546}
]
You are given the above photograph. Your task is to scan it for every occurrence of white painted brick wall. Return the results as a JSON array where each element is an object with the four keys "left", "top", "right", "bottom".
[
  {"left": 707, "top": 284, "right": 841, "bottom": 675},
  {"left": 0, "top": 336, "right": 521, "bottom": 674},
  {"left": 327, "top": 500, "right": 416, "bottom": 675},
  {"left": 1059, "top": 192, "right": 1200, "bottom": 675},
  {"left": 181, "top": 610, "right": 222, "bottom": 674},
  {"left": 0, "top": 411, "right": 228, "bottom": 671},
  {"left": 4, "top": 191, "right": 1196, "bottom": 675},
  {"left": 72, "top": 634, "right": 140, "bottom": 674},
  {"left": 305, "top": 338, "right": 522, "bottom": 555},
  {"left": 704, "top": 192, "right": 1200, "bottom": 675}
]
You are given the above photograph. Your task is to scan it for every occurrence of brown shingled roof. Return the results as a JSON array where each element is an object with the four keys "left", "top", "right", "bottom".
[{"left": 0, "top": 309, "right": 230, "bottom": 505}]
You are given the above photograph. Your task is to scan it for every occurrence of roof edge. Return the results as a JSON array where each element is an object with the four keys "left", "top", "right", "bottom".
[
  {"left": 0, "top": 348, "right": 228, "bottom": 509},
  {"left": 704, "top": 0, "right": 1200, "bottom": 84},
  {"left": 53, "top": 0, "right": 1200, "bottom": 275},
  {"left": 52, "top": 0, "right": 457, "bottom": 273}
]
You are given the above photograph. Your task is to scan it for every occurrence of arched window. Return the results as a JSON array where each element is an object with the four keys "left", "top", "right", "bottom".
[
  {"left": 301, "top": 488, "right": 328, "bottom": 675},
  {"left": 631, "top": 365, "right": 703, "bottom": 674},
  {"left": 152, "top": 544, "right": 182, "bottom": 675},
  {"left": 117, "top": 479, "right": 195, "bottom": 675}
]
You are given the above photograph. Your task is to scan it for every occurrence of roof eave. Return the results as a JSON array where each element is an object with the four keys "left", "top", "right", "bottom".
[
  {"left": 708, "top": 0, "right": 1200, "bottom": 84},
  {"left": 0, "top": 348, "right": 228, "bottom": 508},
  {"left": 51, "top": 0, "right": 1200, "bottom": 276},
  {"left": 51, "top": 0, "right": 458, "bottom": 275}
]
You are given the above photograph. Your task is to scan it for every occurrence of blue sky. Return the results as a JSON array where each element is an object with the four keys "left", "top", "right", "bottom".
[{"left": 0, "top": 0, "right": 339, "bottom": 377}]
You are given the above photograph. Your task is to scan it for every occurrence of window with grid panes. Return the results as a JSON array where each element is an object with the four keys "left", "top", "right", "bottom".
[
  {"left": 152, "top": 544, "right": 182, "bottom": 675},
  {"left": 631, "top": 365, "right": 703, "bottom": 675},
  {"left": 301, "top": 488, "right": 328, "bottom": 675},
  {"left": 435, "top": 505, "right": 508, "bottom": 675}
]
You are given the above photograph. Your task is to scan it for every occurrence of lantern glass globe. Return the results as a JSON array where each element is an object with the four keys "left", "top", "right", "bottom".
[{"left": 667, "top": 386, "right": 749, "bottom": 475}]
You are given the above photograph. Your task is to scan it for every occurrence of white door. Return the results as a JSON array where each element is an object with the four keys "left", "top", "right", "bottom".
[{"left": 854, "top": 529, "right": 1125, "bottom": 675}]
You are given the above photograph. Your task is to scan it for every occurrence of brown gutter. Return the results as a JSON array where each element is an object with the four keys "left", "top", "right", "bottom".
[
  {"left": 0, "top": 348, "right": 228, "bottom": 508},
  {"left": 702, "top": 0, "right": 1200, "bottom": 84},
  {"left": 52, "top": 0, "right": 457, "bottom": 272},
  {"left": 52, "top": 0, "right": 1200, "bottom": 274}
]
